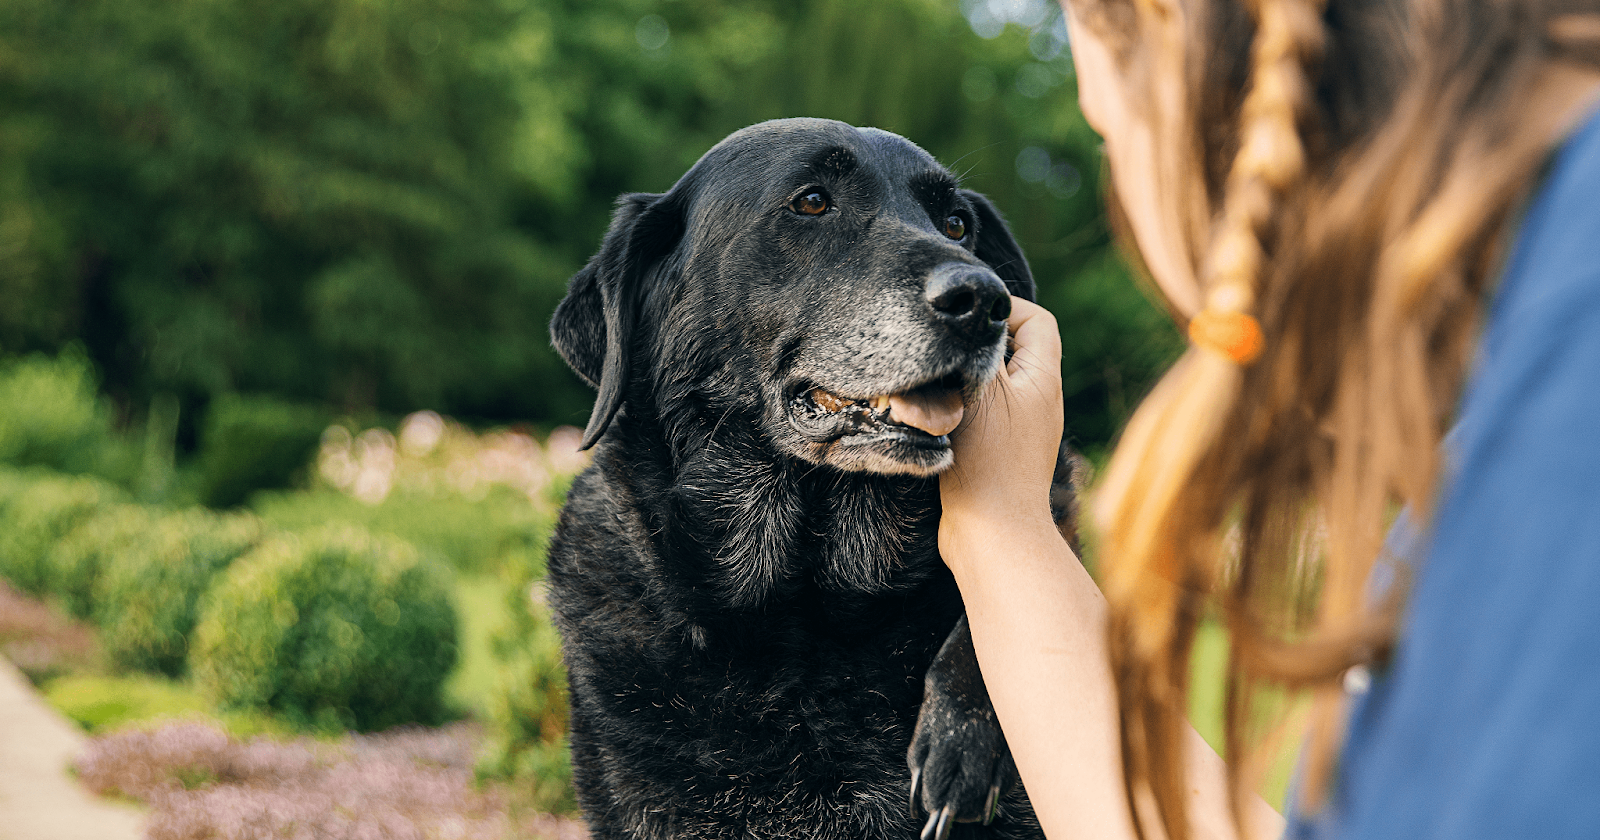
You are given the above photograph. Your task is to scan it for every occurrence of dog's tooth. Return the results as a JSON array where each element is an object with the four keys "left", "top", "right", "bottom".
[{"left": 870, "top": 395, "right": 890, "bottom": 412}]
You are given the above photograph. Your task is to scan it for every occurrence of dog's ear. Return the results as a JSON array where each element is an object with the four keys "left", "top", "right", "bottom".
[
  {"left": 551, "top": 191, "right": 684, "bottom": 450},
  {"left": 960, "top": 190, "right": 1035, "bottom": 302}
]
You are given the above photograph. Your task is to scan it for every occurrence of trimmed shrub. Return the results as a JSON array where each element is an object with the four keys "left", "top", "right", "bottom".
[
  {"left": 94, "top": 511, "right": 266, "bottom": 676},
  {"left": 196, "top": 395, "right": 330, "bottom": 508},
  {"left": 0, "top": 471, "right": 124, "bottom": 595},
  {"left": 191, "top": 525, "right": 458, "bottom": 731},
  {"left": 46, "top": 503, "right": 157, "bottom": 619}
]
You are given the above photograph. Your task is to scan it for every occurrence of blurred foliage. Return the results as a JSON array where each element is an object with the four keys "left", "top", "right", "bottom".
[
  {"left": 262, "top": 413, "right": 579, "bottom": 806},
  {"left": 195, "top": 394, "right": 330, "bottom": 508},
  {"left": 1188, "top": 621, "right": 1299, "bottom": 808},
  {"left": 0, "top": 349, "right": 138, "bottom": 481},
  {"left": 252, "top": 412, "right": 577, "bottom": 573},
  {"left": 191, "top": 525, "right": 459, "bottom": 732},
  {"left": 476, "top": 532, "right": 573, "bottom": 814},
  {"left": 45, "top": 673, "right": 297, "bottom": 738},
  {"left": 444, "top": 574, "right": 509, "bottom": 718},
  {"left": 46, "top": 503, "right": 158, "bottom": 619},
  {"left": 0, "top": 458, "right": 577, "bottom": 804},
  {"left": 94, "top": 510, "right": 265, "bottom": 676},
  {"left": 0, "top": 0, "right": 568, "bottom": 422},
  {"left": 0, "top": 469, "right": 126, "bottom": 595},
  {"left": 256, "top": 486, "right": 547, "bottom": 575},
  {"left": 45, "top": 673, "right": 210, "bottom": 733},
  {"left": 0, "top": 0, "right": 1178, "bottom": 449},
  {"left": 0, "top": 464, "right": 269, "bottom": 676}
]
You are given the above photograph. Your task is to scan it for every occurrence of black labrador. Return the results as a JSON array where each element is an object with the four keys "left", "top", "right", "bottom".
[{"left": 547, "top": 118, "right": 1075, "bottom": 840}]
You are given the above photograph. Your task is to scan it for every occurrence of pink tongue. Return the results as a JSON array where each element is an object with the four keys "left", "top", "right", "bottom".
[{"left": 886, "top": 390, "right": 965, "bottom": 437}]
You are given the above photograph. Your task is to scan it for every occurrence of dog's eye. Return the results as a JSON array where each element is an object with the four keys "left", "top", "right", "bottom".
[
  {"left": 943, "top": 215, "right": 967, "bottom": 240},
  {"left": 790, "top": 191, "right": 830, "bottom": 216}
]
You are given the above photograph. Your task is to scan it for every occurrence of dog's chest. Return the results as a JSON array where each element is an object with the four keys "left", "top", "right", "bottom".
[
  {"left": 576, "top": 625, "right": 948, "bottom": 840},
  {"left": 669, "top": 445, "right": 945, "bottom": 602},
  {"left": 548, "top": 461, "right": 966, "bottom": 838}
]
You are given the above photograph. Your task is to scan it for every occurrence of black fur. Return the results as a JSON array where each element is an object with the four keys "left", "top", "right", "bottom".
[{"left": 547, "top": 118, "right": 1062, "bottom": 840}]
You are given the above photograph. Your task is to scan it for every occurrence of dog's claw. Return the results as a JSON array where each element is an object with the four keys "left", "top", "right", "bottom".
[
  {"left": 909, "top": 768, "right": 922, "bottom": 815},
  {"left": 921, "top": 805, "right": 953, "bottom": 840},
  {"left": 983, "top": 783, "right": 1001, "bottom": 825}
]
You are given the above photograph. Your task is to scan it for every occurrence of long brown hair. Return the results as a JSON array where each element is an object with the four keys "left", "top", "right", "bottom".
[{"left": 1075, "top": 0, "right": 1600, "bottom": 837}]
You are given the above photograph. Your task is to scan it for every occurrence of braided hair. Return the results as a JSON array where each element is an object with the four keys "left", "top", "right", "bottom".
[
  {"left": 1095, "top": 0, "right": 1328, "bottom": 835},
  {"left": 1078, "top": 0, "right": 1600, "bottom": 837}
]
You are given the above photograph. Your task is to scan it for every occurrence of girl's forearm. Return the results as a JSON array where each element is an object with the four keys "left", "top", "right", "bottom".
[{"left": 943, "top": 518, "right": 1284, "bottom": 840}]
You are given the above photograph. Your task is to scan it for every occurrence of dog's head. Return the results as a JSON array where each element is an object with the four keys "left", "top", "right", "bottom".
[{"left": 551, "top": 118, "right": 1033, "bottom": 477}]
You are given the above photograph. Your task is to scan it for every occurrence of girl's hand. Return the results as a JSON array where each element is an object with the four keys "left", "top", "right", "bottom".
[{"left": 940, "top": 296, "right": 1065, "bottom": 566}]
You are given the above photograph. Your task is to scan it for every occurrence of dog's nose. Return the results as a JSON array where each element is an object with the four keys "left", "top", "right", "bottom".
[{"left": 925, "top": 264, "right": 1011, "bottom": 337}]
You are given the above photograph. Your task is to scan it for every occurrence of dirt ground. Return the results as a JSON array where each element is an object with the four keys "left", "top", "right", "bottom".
[{"left": 0, "top": 656, "right": 144, "bottom": 840}]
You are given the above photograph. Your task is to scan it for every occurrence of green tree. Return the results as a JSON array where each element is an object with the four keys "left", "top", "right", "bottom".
[
  {"left": 0, "top": 0, "right": 1178, "bottom": 450},
  {"left": 0, "top": 0, "right": 584, "bottom": 421}
]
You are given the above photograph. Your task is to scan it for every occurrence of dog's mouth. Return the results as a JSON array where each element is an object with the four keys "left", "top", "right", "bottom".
[
  {"left": 808, "top": 381, "right": 965, "bottom": 437},
  {"left": 779, "top": 330, "right": 1005, "bottom": 475},
  {"left": 788, "top": 370, "right": 971, "bottom": 454}
]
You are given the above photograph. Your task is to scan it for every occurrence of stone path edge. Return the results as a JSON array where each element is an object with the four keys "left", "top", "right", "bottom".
[{"left": 0, "top": 656, "right": 145, "bottom": 840}]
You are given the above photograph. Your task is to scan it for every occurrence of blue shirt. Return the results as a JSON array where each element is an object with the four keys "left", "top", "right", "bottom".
[{"left": 1286, "top": 105, "right": 1600, "bottom": 838}]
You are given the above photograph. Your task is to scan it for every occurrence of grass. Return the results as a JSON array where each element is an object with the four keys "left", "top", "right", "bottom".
[
  {"left": 1084, "top": 514, "right": 1304, "bottom": 810},
  {"left": 1189, "top": 620, "right": 1228, "bottom": 751},
  {"left": 445, "top": 572, "right": 513, "bottom": 720},
  {"left": 44, "top": 673, "right": 296, "bottom": 738},
  {"left": 1188, "top": 620, "right": 1304, "bottom": 809}
]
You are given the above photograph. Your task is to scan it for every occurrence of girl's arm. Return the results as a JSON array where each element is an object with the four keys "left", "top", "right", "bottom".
[{"left": 939, "top": 297, "right": 1283, "bottom": 840}]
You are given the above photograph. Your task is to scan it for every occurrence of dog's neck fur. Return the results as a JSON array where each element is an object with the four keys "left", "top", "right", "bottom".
[{"left": 596, "top": 394, "right": 946, "bottom": 621}]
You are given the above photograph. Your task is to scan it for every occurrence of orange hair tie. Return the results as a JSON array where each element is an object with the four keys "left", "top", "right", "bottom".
[{"left": 1188, "top": 309, "right": 1264, "bottom": 365}]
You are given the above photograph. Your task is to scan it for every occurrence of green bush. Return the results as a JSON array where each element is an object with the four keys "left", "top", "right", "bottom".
[
  {"left": 94, "top": 511, "right": 266, "bottom": 677},
  {"left": 476, "top": 548, "right": 574, "bottom": 814},
  {"left": 196, "top": 395, "right": 330, "bottom": 508},
  {"left": 191, "top": 525, "right": 458, "bottom": 731},
  {"left": 0, "top": 467, "right": 37, "bottom": 515},
  {"left": 46, "top": 504, "right": 157, "bottom": 619},
  {"left": 0, "top": 350, "right": 134, "bottom": 481},
  {"left": 0, "top": 471, "right": 124, "bottom": 595}
]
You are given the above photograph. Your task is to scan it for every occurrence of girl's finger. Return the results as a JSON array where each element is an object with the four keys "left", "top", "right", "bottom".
[{"left": 1004, "top": 297, "right": 1061, "bottom": 377}]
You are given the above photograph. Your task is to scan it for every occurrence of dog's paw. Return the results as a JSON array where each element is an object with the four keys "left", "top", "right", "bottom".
[
  {"left": 907, "top": 615, "right": 1018, "bottom": 840},
  {"left": 907, "top": 700, "right": 1015, "bottom": 839}
]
